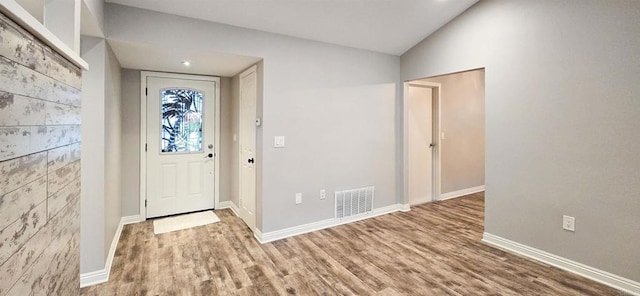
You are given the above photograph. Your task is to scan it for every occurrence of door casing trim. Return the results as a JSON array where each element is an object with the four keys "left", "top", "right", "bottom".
[{"left": 139, "top": 71, "right": 221, "bottom": 220}]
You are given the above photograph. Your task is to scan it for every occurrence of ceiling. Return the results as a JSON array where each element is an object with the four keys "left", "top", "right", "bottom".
[
  {"left": 108, "top": 39, "right": 261, "bottom": 77},
  {"left": 106, "top": 0, "right": 478, "bottom": 56}
]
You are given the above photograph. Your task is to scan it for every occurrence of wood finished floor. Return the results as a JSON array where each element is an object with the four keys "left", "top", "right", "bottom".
[{"left": 81, "top": 193, "right": 625, "bottom": 295}]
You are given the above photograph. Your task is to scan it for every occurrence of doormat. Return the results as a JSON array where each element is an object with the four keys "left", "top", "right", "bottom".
[{"left": 153, "top": 211, "right": 220, "bottom": 234}]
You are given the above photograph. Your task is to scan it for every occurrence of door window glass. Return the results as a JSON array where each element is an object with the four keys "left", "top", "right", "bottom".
[{"left": 160, "top": 88, "right": 203, "bottom": 153}]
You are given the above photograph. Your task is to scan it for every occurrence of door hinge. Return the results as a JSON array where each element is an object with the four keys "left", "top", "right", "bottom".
[
  {"left": 145, "top": 143, "right": 147, "bottom": 152},
  {"left": 145, "top": 88, "right": 148, "bottom": 96},
  {"left": 145, "top": 200, "right": 147, "bottom": 207}
]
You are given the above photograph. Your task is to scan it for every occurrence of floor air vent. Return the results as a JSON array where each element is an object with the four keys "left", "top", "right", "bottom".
[{"left": 335, "top": 186, "right": 374, "bottom": 218}]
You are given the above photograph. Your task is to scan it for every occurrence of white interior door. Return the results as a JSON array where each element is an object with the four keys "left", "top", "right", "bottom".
[
  {"left": 238, "top": 66, "right": 257, "bottom": 230},
  {"left": 146, "top": 75, "right": 217, "bottom": 218},
  {"left": 408, "top": 85, "right": 433, "bottom": 205}
]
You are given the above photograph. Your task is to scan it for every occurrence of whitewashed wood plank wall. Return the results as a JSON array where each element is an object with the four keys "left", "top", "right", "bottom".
[{"left": 0, "top": 12, "right": 81, "bottom": 295}]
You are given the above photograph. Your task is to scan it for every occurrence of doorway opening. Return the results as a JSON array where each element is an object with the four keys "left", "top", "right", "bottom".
[
  {"left": 404, "top": 68, "right": 485, "bottom": 207},
  {"left": 406, "top": 81, "right": 441, "bottom": 205},
  {"left": 140, "top": 71, "right": 221, "bottom": 219}
]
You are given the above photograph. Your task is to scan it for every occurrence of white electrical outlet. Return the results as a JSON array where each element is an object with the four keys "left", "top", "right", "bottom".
[
  {"left": 320, "top": 189, "right": 326, "bottom": 200},
  {"left": 563, "top": 215, "right": 575, "bottom": 232},
  {"left": 295, "top": 193, "right": 302, "bottom": 204}
]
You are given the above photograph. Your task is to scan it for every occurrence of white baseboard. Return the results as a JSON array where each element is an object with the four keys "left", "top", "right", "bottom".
[
  {"left": 121, "top": 214, "right": 142, "bottom": 225},
  {"left": 79, "top": 268, "right": 108, "bottom": 288},
  {"left": 410, "top": 196, "right": 432, "bottom": 206},
  {"left": 482, "top": 232, "right": 640, "bottom": 295},
  {"left": 440, "top": 185, "right": 485, "bottom": 201},
  {"left": 80, "top": 215, "right": 137, "bottom": 288},
  {"left": 253, "top": 228, "right": 263, "bottom": 242},
  {"left": 400, "top": 203, "right": 411, "bottom": 212},
  {"left": 218, "top": 200, "right": 240, "bottom": 216},
  {"left": 254, "top": 203, "right": 409, "bottom": 244}
]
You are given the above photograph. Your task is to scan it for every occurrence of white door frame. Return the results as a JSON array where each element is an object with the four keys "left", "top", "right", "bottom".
[
  {"left": 403, "top": 81, "right": 442, "bottom": 206},
  {"left": 139, "top": 71, "right": 221, "bottom": 220}
]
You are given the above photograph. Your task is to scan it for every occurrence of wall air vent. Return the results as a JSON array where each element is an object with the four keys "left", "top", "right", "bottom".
[{"left": 335, "top": 186, "right": 374, "bottom": 219}]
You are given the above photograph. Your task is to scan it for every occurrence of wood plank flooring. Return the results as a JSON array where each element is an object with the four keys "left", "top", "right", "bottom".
[{"left": 81, "top": 193, "right": 626, "bottom": 295}]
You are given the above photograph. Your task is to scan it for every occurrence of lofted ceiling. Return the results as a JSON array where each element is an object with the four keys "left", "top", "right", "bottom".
[{"left": 105, "top": 0, "right": 478, "bottom": 56}]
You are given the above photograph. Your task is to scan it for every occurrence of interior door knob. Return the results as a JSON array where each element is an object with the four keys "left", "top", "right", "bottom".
[{"left": 205, "top": 153, "right": 213, "bottom": 158}]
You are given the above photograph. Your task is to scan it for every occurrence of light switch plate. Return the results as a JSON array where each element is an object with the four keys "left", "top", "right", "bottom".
[
  {"left": 295, "top": 193, "right": 302, "bottom": 204},
  {"left": 274, "top": 136, "right": 285, "bottom": 148},
  {"left": 563, "top": 215, "right": 575, "bottom": 232}
]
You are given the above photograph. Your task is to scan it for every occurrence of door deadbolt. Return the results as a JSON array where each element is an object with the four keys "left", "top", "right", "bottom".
[{"left": 208, "top": 144, "right": 214, "bottom": 149}]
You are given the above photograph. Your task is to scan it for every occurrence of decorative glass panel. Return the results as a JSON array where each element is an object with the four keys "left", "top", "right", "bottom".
[{"left": 161, "top": 88, "right": 203, "bottom": 153}]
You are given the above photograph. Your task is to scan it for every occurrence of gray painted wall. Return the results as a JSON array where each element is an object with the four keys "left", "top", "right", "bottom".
[
  {"left": 230, "top": 72, "right": 240, "bottom": 207},
  {"left": 0, "top": 13, "right": 81, "bottom": 295},
  {"left": 219, "top": 76, "right": 233, "bottom": 203},
  {"left": 120, "top": 69, "right": 140, "bottom": 216},
  {"left": 402, "top": 0, "right": 640, "bottom": 281},
  {"left": 107, "top": 4, "right": 400, "bottom": 232},
  {"left": 423, "top": 69, "right": 485, "bottom": 194},
  {"left": 104, "top": 42, "right": 122, "bottom": 263},
  {"left": 80, "top": 36, "right": 106, "bottom": 273},
  {"left": 83, "top": 0, "right": 105, "bottom": 31},
  {"left": 80, "top": 37, "right": 122, "bottom": 274}
]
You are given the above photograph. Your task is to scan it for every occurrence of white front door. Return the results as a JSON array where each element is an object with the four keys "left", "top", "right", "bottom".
[
  {"left": 408, "top": 85, "right": 433, "bottom": 205},
  {"left": 238, "top": 66, "right": 257, "bottom": 230},
  {"left": 145, "top": 74, "right": 218, "bottom": 218}
]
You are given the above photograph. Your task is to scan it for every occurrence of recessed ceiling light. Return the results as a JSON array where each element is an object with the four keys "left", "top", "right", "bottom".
[{"left": 182, "top": 61, "right": 191, "bottom": 66}]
